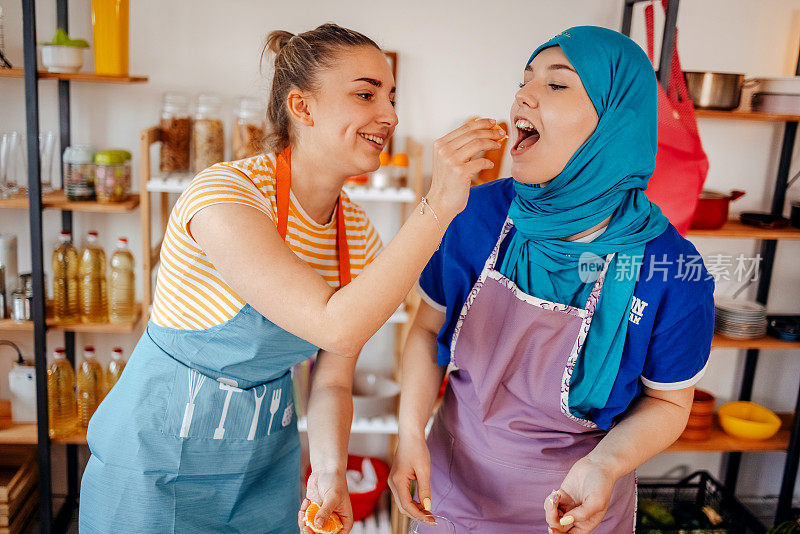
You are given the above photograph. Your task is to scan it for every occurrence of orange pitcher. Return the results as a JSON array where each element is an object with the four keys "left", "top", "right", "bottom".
[{"left": 91, "top": 0, "right": 129, "bottom": 76}]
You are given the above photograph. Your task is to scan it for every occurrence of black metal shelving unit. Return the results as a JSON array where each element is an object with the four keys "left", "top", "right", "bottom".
[
  {"left": 622, "top": 0, "right": 800, "bottom": 526},
  {"left": 21, "top": 0, "right": 94, "bottom": 530}
]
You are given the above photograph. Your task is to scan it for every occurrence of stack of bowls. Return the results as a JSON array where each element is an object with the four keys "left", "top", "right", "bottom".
[
  {"left": 681, "top": 389, "right": 715, "bottom": 441},
  {"left": 715, "top": 297, "right": 767, "bottom": 339}
]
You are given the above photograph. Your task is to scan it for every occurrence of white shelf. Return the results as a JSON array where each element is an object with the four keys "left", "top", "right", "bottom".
[
  {"left": 146, "top": 173, "right": 193, "bottom": 193},
  {"left": 343, "top": 186, "right": 416, "bottom": 203},
  {"left": 146, "top": 179, "right": 417, "bottom": 205},
  {"left": 298, "top": 415, "right": 399, "bottom": 434}
]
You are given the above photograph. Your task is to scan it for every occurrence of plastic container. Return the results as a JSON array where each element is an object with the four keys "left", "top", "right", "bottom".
[
  {"left": 91, "top": 0, "right": 129, "bottom": 76},
  {"left": 63, "top": 145, "right": 96, "bottom": 200},
  {"left": 76, "top": 346, "right": 104, "bottom": 428},
  {"left": 47, "top": 347, "right": 77, "bottom": 439},
  {"left": 8, "top": 345, "right": 36, "bottom": 423},
  {"left": 391, "top": 152, "right": 409, "bottom": 188},
  {"left": 370, "top": 152, "right": 392, "bottom": 189},
  {"left": 94, "top": 149, "right": 131, "bottom": 203},
  {"left": 193, "top": 94, "right": 225, "bottom": 172},
  {"left": 638, "top": 471, "right": 765, "bottom": 533},
  {"left": 109, "top": 237, "right": 135, "bottom": 324},
  {"left": 52, "top": 230, "right": 80, "bottom": 323},
  {"left": 718, "top": 401, "right": 781, "bottom": 441},
  {"left": 105, "top": 347, "right": 126, "bottom": 393},
  {"left": 160, "top": 93, "right": 191, "bottom": 173},
  {"left": 79, "top": 231, "right": 107, "bottom": 323},
  {"left": 233, "top": 97, "right": 266, "bottom": 160}
]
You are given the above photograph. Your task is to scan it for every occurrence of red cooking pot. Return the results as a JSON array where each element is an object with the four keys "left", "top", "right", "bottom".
[{"left": 690, "top": 190, "right": 745, "bottom": 230}]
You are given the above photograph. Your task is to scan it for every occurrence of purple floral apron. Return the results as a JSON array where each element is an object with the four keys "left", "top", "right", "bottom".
[{"left": 421, "top": 218, "right": 636, "bottom": 533}]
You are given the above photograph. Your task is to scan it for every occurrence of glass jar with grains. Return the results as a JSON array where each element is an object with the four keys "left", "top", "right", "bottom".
[
  {"left": 159, "top": 92, "right": 191, "bottom": 173},
  {"left": 192, "top": 94, "right": 225, "bottom": 172},
  {"left": 233, "top": 97, "right": 266, "bottom": 160}
]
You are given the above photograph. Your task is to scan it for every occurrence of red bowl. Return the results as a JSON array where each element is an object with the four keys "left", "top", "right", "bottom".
[{"left": 305, "top": 455, "right": 390, "bottom": 522}]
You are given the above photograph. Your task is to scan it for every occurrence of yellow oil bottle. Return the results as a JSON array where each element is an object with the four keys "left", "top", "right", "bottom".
[
  {"left": 105, "top": 347, "right": 126, "bottom": 394},
  {"left": 47, "top": 348, "right": 77, "bottom": 439},
  {"left": 52, "top": 230, "right": 80, "bottom": 323},
  {"left": 76, "top": 346, "right": 104, "bottom": 428},
  {"left": 109, "top": 237, "right": 135, "bottom": 324},
  {"left": 79, "top": 231, "right": 107, "bottom": 323}
]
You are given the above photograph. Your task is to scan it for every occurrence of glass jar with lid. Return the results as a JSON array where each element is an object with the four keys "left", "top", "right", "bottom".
[
  {"left": 233, "top": 97, "right": 266, "bottom": 160},
  {"left": 192, "top": 94, "right": 225, "bottom": 172},
  {"left": 63, "top": 145, "right": 97, "bottom": 201},
  {"left": 94, "top": 149, "right": 131, "bottom": 203},
  {"left": 160, "top": 92, "right": 191, "bottom": 173}
]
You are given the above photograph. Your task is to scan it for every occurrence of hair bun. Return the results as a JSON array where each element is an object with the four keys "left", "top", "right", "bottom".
[{"left": 265, "top": 30, "right": 294, "bottom": 54}]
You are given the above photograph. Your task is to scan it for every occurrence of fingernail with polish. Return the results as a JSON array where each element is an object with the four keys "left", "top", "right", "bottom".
[
  {"left": 560, "top": 515, "right": 575, "bottom": 526},
  {"left": 423, "top": 497, "right": 431, "bottom": 511}
]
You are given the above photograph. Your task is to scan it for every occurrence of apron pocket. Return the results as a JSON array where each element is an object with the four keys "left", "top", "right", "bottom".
[{"left": 161, "top": 368, "right": 296, "bottom": 441}]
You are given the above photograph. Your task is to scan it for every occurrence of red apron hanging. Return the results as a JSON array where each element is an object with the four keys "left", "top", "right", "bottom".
[{"left": 643, "top": 0, "right": 709, "bottom": 235}]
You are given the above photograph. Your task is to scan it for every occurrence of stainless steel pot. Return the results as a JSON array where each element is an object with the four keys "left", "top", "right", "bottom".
[{"left": 684, "top": 71, "right": 746, "bottom": 110}]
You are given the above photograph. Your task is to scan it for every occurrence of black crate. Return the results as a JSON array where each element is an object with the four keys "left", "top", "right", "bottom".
[{"left": 637, "top": 471, "right": 767, "bottom": 534}]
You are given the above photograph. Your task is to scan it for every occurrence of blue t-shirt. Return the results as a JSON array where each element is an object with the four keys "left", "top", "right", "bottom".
[{"left": 418, "top": 178, "right": 715, "bottom": 430}]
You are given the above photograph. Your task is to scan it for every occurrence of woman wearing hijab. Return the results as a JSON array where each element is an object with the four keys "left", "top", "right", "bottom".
[{"left": 389, "top": 26, "right": 715, "bottom": 533}]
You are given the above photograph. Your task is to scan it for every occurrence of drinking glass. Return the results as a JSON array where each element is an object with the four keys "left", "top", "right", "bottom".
[
  {"left": 408, "top": 514, "right": 456, "bottom": 533},
  {"left": 39, "top": 131, "right": 56, "bottom": 193},
  {"left": 0, "top": 132, "right": 23, "bottom": 197}
]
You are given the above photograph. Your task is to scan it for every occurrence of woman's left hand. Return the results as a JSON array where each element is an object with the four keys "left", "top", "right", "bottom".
[
  {"left": 299, "top": 469, "right": 353, "bottom": 534},
  {"left": 543, "top": 456, "right": 616, "bottom": 533}
]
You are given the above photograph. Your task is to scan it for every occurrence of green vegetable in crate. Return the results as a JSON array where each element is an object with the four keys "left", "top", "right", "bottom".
[
  {"left": 767, "top": 518, "right": 800, "bottom": 534},
  {"left": 639, "top": 499, "right": 676, "bottom": 527}
]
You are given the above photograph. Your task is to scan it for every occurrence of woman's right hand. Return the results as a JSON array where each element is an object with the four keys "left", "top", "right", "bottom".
[
  {"left": 426, "top": 118, "right": 506, "bottom": 222},
  {"left": 388, "top": 434, "right": 435, "bottom": 524}
]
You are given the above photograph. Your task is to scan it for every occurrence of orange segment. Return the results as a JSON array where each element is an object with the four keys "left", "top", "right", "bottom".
[{"left": 304, "top": 502, "right": 343, "bottom": 534}]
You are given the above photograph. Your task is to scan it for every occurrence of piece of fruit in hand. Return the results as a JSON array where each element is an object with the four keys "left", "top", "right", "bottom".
[{"left": 304, "top": 502, "right": 343, "bottom": 534}]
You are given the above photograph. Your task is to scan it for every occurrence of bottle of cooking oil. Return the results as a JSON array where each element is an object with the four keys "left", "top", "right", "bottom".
[
  {"left": 47, "top": 347, "right": 77, "bottom": 439},
  {"left": 105, "top": 347, "right": 126, "bottom": 394},
  {"left": 52, "top": 230, "right": 79, "bottom": 323},
  {"left": 76, "top": 346, "right": 104, "bottom": 428},
  {"left": 79, "top": 231, "right": 107, "bottom": 323},
  {"left": 109, "top": 237, "right": 135, "bottom": 324}
]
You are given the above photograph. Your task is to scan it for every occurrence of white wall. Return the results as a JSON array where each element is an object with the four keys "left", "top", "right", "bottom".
[{"left": 1, "top": 0, "right": 800, "bottom": 503}]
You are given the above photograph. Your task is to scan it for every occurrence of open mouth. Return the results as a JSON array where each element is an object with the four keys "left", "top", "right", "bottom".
[
  {"left": 358, "top": 132, "right": 385, "bottom": 150},
  {"left": 511, "top": 119, "right": 540, "bottom": 155}
]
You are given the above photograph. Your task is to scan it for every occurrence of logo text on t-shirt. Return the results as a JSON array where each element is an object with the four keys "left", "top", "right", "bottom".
[{"left": 629, "top": 296, "right": 649, "bottom": 325}]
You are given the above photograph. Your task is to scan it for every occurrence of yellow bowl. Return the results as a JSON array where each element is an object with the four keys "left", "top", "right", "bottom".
[{"left": 718, "top": 401, "right": 781, "bottom": 441}]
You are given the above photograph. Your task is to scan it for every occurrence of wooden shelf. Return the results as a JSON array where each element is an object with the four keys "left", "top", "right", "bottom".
[
  {"left": 712, "top": 333, "right": 800, "bottom": 350},
  {"left": 0, "top": 190, "right": 139, "bottom": 212},
  {"left": 0, "top": 68, "right": 147, "bottom": 84},
  {"left": 0, "top": 423, "right": 86, "bottom": 445},
  {"left": 0, "top": 303, "right": 142, "bottom": 333},
  {"left": 687, "top": 220, "right": 800, "bottom": 240},
  {"left": 695, "top": 109, "right": 800, "bottom": 122},
  {"left": 667, "top": 413, "right": 792, "bottom": 453}
]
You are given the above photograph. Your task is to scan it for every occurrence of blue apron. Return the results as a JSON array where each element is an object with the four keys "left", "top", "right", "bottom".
[
  {"left": 79, "top": 306, "right": 318, "bottom": 533},
  {"left": 80, "top": 146, "right": 351, "bottom": 533}
]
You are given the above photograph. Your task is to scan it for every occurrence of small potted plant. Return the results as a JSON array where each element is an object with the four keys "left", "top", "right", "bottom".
[{"left": 39, "top": 29, "right": 89, "bottom": 73}]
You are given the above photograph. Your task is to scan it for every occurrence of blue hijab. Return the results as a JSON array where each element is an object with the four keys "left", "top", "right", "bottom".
[{"left": 498, "top": 26, "right": 669, "bottom": 421}]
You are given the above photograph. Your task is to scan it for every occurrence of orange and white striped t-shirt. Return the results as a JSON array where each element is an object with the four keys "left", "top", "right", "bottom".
[{"left": 150, "top": 153, "right": 383, "bottom": 330}]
